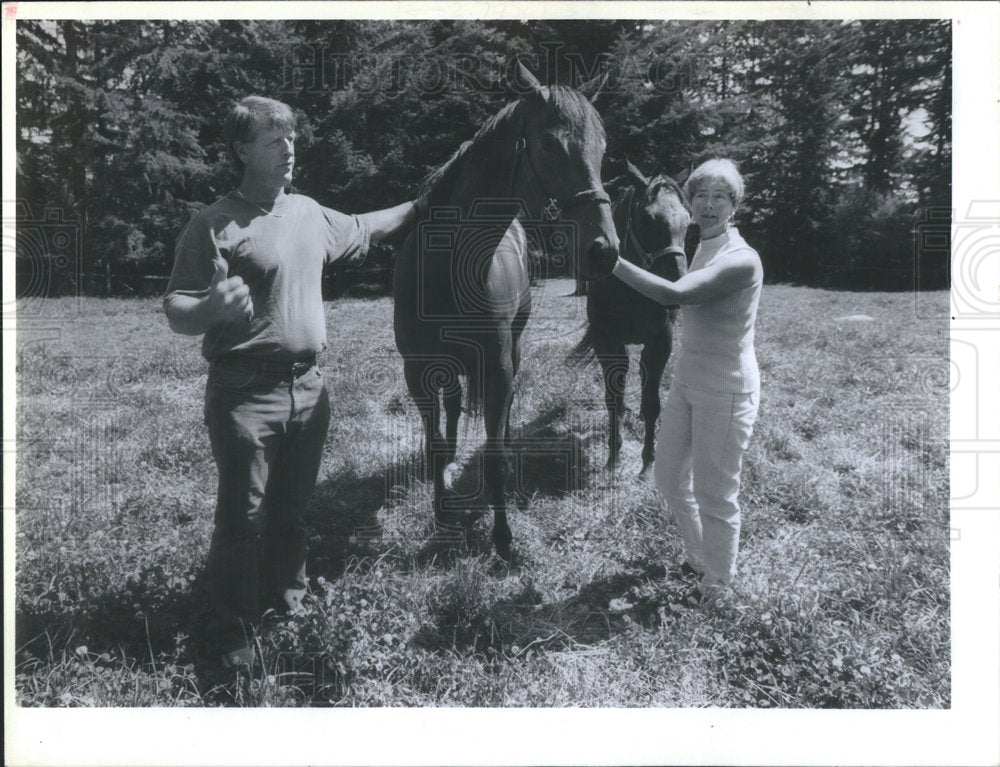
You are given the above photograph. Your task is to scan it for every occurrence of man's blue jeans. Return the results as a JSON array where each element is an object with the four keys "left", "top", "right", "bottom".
[{"left": 204, "top": 359, "right": 330, "bottom": 652}]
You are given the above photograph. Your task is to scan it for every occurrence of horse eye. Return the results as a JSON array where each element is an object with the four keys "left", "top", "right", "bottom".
[{"left": 540, "top": 133, "right": 564, "bottom": 153}]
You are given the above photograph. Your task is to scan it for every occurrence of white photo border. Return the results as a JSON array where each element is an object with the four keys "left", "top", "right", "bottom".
[{"left": 4, "top": 2, "right": 998, "bottom": 766}]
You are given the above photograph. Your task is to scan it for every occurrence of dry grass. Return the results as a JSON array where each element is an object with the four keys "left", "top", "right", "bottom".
[{"left": 14, "top": 282, "right": 950, "bottom": 707}]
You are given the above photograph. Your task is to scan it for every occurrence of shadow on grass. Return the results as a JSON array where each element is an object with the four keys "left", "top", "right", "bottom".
[
  {"left": 14, "top": 460, "right": 397, "bottom": 705},
  {"left": 445, "top": 402, "right": 599, "bottom": 509},
  {"left": 393, "top": 403, "right": 602, "bottom": 567},
  {"left": 311, "top": 449, "right": 483, "bottom": 573},
  {"left": 308, "top": 465, "right": 391, "bottom": 579},
  {"left": 14, "top": 562, "right": 222, "bottom": 702},
  {"left": 503, "top": 568, "right": 694, "bottom": 647},
  {"left": 412, "top": 561, "right": 695, "bottom": 658}
]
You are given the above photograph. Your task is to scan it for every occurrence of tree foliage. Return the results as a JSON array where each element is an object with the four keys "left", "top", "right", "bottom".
[{"left": 15, "top": 18, "right": 951, "bottom": 293}]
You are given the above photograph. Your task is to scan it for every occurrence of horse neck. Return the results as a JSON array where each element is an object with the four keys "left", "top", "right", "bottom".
[
  {"left": 425, "top": 139, "right": 529, "bottom": 273},
  {"left": 443, "top": 129, "right": 526, "bottom": 214},
  {"left": 614, "top": 187, "right": 644, "bottom": 265}
]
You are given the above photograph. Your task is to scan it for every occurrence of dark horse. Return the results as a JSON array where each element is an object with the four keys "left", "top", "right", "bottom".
[
  {"left": 393, "top": 64, "right": 619, "bottom": 562},
  {"left": 572, "top": 160, "right": 690, "bottom": 476}
]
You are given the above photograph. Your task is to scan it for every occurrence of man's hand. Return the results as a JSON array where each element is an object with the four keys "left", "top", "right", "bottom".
[
  {"left": 363, "top": 199, "right": 429, "bottom": 242},
  {"left": 209, "top": 259, "right": 254, "bottom": 324}
]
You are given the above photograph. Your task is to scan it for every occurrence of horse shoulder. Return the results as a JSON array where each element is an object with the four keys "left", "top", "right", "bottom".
[{"left": 485, "top": 218, "right": 531, "bottom": 312}]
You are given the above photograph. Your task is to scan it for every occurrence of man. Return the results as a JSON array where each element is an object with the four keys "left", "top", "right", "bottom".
[{"left": 164, "top": 96, "right": 422, "bottom": 669}]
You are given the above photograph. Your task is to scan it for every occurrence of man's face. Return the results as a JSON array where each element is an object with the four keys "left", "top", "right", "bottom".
[{"left": 236, "top": 124, "right": 295, "bottom": 188}]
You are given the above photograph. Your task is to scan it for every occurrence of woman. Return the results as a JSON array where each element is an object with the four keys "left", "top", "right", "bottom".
[{"left": 610, "top": 158, "right": 763, "bottom": 599}]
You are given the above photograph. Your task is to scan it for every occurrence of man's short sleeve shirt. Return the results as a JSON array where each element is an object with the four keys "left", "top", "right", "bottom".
[{"left": 165, "top": 193, "right": 371, "bottom": 361}]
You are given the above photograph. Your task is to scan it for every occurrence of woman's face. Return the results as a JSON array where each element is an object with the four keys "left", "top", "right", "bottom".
[{"left": 690, "top": 180, "right": 735, "bottom": 239}]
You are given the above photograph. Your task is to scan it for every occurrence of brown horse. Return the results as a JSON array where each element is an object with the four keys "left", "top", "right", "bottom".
[
  {"left": 393, "top": 64, "right": 619, "bottom": 562},
  {"left": 572, "top": 161, "right": 689, "bottom": 476}
]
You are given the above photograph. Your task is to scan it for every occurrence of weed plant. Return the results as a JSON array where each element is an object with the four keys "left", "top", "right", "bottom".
[{"left": 14, "top": 285, "right": 950, "bottom": 707}]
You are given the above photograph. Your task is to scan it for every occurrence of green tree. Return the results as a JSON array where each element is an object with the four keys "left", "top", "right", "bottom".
[
  {"left": 15, "top": 18, "right": 950, "bottom": 293},
  {"left": 602, "top": 22, "right": 707, "bottom": 177},
  {"left": 17, "top": 21, "right": 96, "bottom": 226}
]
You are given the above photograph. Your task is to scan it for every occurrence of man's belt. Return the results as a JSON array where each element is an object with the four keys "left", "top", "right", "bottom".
[{"left": 214, "top": 354, "right": 317, "bottom": 377}]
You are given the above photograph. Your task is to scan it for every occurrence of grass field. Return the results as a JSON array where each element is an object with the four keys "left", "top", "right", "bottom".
[{"left": 13, "top": 281, "right": 950, "bottom": 707}]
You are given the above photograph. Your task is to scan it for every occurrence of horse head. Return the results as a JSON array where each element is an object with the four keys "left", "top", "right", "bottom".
[
  {"left": 620, "top": 159, "right": 690, "bottom": 269},
  {"left": 511, "top": 62, "right": 619, "bottom": 281}
]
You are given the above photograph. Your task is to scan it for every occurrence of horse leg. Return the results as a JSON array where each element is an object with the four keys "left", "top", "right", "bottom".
[
  {"left": 639, "top": 329, "right": 672, "bottom": 478},
  {"left": 505, "top": 316, "right": 525, "bottom": 452},
  {"left": 403, "top": 361, "right": 452, "bottom": 526},
  {"left": 442, "top": 384, "right": 462, "bottom": 492},
  {"left": 483, "top": 356, "right": 515, "bottom": 562},
  {"left": 593, "top": 334, "right": 628, "bottom": 472}
]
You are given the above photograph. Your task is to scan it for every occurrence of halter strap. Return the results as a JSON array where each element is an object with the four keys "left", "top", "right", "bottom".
[
  {"left": 630, "top": 228, "right": 686, "bottom": 269},
  {"left": 511, "top": 136, "right": 610, "bottom": 221},
  {"left": 622, "top": 186, "right": 686, "bottom": 269}
]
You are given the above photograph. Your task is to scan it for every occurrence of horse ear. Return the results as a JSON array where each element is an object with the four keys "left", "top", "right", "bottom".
[
  {"left": 578, "top": 71, "right": 609, "bottom": 103},
  {"left": 624, "top": 158, "right": 649, "bottom": 188},
  {"left": 675, "top": 163, "right": 692, "bottom": 186},
  {"left": 513, "top": 60, "right": 544, "bottom": 94}
]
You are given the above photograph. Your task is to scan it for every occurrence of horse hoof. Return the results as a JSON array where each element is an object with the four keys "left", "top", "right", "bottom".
[
  {"left": 493, "top": 542, "right": 514, "bottom": 567},
  {"left": 492, "top": 529, "right": 514, "bottom": 564},
  {"left": 488, "top": 552, "right": 515, "bottom": 577},
  {"left": 434, "top": 512, "right": 466, "bottom": 539}
]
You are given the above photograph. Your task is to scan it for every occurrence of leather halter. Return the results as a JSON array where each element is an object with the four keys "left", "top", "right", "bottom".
[
  {"left": 621, "top": 185, "right": 685, "bottom": 269},
  {"left": 510, "top": 136, "right": 611, "bottom": 221}
]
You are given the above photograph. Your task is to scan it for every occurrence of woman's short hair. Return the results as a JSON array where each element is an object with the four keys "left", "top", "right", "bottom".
[
  {"left": 685, "top": 158, "right": 745, "bottom": 210},
  {"left": 224, "top": 96, "right": 297, "bottom": 168}
]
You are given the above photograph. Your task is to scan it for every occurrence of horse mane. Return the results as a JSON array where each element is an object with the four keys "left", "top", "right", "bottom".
[
  {"left": 645, "top": 174, "right": 687, "bottom": 209},
  {"left": 647, "top": 174, "right": 690, "bottom": 240},
  {"left": 420, "top": 86, "right": 605, "bottom": 206}
]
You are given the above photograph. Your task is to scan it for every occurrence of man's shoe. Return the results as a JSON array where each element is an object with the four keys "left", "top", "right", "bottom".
[
  {"left": 282, "top": 588, "right": 307, "bottom": 616},
  {"left": 221, "top": 645, "right": 253, "bottom": 671}
]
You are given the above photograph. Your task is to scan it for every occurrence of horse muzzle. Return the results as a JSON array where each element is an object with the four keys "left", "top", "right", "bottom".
[{"left": 580, "top": 236, "right": 619, "bottom": 281}]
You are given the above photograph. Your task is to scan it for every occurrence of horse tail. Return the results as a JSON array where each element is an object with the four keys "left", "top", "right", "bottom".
[{"left": 568, "top": 324, "right": 599, "bottom": 368}]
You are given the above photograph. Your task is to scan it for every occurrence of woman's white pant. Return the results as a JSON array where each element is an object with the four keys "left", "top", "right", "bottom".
[{"left": 654, "top": 382, "right": 759, "bottom": 589}]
